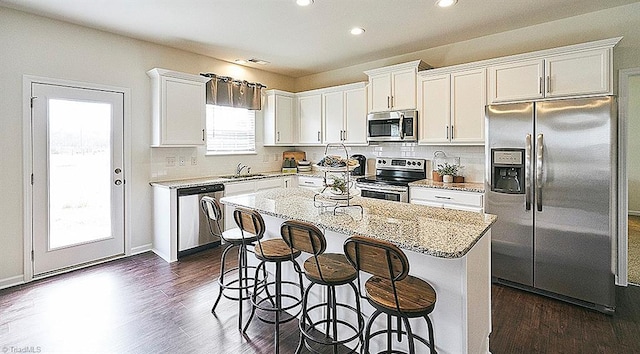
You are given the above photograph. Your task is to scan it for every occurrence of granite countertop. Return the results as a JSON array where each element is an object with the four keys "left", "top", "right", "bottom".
[
  {"left": 150, "top": 171, "right": 485, "bottom": 193},
  {"left": 220, "top": 187, "right": 496, "bottom": 259},
  {"left": 409, "top": 180, "right": 485, "bottom": 193}
]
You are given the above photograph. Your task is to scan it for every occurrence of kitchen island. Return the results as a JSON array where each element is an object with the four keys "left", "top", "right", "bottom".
[{"left": 220, "top": 187, "right": 496, "bottom": 354}]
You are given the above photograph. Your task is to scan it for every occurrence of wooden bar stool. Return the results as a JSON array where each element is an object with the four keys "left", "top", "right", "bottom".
[
  {"left": 239, "top": 209, "right": 305, "bottom": 354},
  {"left": 280, "top": 220, "right": 364, "bottom": 354},
  {"left": 344, "top": 235, "right": 437, "bottom": 354},
  {"left": 201, "top": 198, "right": 264, "bottom": 331}
]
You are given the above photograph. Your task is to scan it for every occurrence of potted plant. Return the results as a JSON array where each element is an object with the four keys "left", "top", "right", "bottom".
[{"left": 436, "top": 162, "right": 462, "bottom": 183}]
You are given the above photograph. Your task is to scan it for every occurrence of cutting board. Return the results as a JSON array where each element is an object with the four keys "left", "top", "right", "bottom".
[{"left": 283, "top": 151, "right": 306, "bottom": 163}]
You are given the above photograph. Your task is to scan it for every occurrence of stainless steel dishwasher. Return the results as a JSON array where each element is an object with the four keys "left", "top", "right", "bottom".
[{"left": 177, "top": 184, "right": 224, "bottom": 258}]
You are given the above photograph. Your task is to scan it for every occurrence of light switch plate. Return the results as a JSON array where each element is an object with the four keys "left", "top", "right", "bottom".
[
  {"left": 166, "top": 156, "right": 176, "bottom": 167},
  {"left": 191, "top": 156, "right": 197, "bottom": 165}
]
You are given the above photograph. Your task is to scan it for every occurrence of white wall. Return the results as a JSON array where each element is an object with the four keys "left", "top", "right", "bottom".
[
  {"left": 628, "top": 75, "right": 640, "bottom": 214},
  {"left": 0, "top": 7, "right": 295, "bottom": 284}
]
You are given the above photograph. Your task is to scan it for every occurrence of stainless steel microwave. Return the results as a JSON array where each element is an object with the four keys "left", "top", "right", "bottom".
[{"left": 367, "top": 110, "right": 418, "bottom": 142}]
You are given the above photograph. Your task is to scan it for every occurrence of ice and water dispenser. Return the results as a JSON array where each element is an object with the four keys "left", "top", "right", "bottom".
[{"left": 490, "top": 149, "right": 525, "bottom": 194}]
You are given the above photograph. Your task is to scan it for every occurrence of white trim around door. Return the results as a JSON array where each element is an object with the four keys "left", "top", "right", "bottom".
[{"left": 22, "top": 75, "right": 132, "bottom": 283}]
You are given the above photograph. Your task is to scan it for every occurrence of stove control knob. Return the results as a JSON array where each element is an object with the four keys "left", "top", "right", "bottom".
[
  {"left": 417, "top": 162, "right": 422, "bottom": 166},
  {"left": 382, "top": 160, "right": 387, "bottom": 164}
]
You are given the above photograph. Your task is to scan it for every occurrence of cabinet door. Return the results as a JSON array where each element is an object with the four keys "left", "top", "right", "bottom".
[
  {"left": 391, "top": 69, "right": 417, "bottom": 110},
  {"left": 298, "top": 94, "right": 322, "bottom": 144},
  {"left": 418, "top": 74, "right": 450, "bottom": 144},
  {"left": 162, "top": 77, "right": 205, "bottom": 145},
  {"left": 344, "top": 87, "right": 368, "bottom": 144},
  {"left": 488, "top": 59, "right": 544, "bottom": 103},
  {"left": 368, "top": 73, "right": 392, "bottom": 113},
  {"left": 451, "top": 69, "right": 486, "bottom": 144},
  {"left": 545, "top": 48, "right": 610, "bottom": 98},
  {"left": 275, "top": 94, "right": 294, "bottom": 144},
  {"left": 323, "top": 91, "right": 344, "bottom": 144},
  {"left": 255, "top": 178, "right": 283, "bottom": 191}
]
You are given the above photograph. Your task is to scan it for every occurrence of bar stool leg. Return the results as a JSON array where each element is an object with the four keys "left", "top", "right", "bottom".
[
  {"left": 425, "top": 315, "right": 436, "bottom": 354},
  {"left": 274, "top": 262, "right": 282, "bottom": 354},
  {"left": 295, "top": 283, "right": 314, "bottom": 354},
  {"left": 364, "top": 309, "right": 382, "bottom": 354},
  {"left": 387, "top": 313, "right": 393, "bottom": 353},
  {"left": 402, "top": 316, "right": 416, "bottom": 354},
  {"left": 212, "top": 244, "right": 236, "bottom": 313},
  {"left": 237, "top": 246, "right": 245, "bottom": 332}
]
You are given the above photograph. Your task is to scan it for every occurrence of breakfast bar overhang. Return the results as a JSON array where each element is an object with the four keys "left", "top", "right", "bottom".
[{"left": 221, "top": 187, "right": 496, "bottom": 354}]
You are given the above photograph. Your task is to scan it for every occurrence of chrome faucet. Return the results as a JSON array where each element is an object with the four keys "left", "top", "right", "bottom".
[{"left": 236, "top": 163, "right": 248, "bottom": 176}]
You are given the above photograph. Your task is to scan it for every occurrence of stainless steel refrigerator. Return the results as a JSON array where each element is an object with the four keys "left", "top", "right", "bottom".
[{"left": 485, "top": 96, "right": 616, "bottom": 313}]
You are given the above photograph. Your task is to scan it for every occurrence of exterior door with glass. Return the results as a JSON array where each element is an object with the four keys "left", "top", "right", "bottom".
[{"left": 31, "top": 82, "right": 125, "bottom": 276}]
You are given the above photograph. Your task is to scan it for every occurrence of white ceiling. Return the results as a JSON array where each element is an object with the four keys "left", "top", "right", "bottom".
[{"left": 1, "top": 0, "right": 638, "bottom": 78}]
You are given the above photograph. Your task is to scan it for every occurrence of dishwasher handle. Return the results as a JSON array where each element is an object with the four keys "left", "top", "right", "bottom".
[{"left": 177, "top": 184, "right": 225, "bottom": 196}]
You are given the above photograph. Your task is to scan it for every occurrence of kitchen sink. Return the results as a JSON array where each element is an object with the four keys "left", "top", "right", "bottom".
[{"left": 219, "top": 173, "right": 266, "bottom": 179}]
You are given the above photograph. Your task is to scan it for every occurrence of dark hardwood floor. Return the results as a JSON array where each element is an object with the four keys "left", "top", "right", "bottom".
[{"left": 1, "top": 247, "right": 639, "bottom": 353}]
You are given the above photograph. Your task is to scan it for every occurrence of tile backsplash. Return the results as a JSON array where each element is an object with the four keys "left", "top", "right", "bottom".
[
  {"left": 150, "top": 143, "right": 485, "bottom": 183},
  {"left": 303, "top": 143, "right": 486, "bottom": 183}
]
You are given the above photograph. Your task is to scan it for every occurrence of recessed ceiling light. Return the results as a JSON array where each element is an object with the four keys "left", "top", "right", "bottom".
[
  {"left": 296, "top": 0, "right": 313, "bottom": 6},
  {"left": 234, "top": 59, "right": 247, "bottom": 64},
  {"left": 350, "top": 27, "right": 365, "bottom": 35},
  {"left": 436, "top": 0, "right": 457, "bottom": 7}
]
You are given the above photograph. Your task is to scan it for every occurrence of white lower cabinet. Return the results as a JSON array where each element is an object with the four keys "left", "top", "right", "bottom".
[{"left": 409, "top": 187, "right": 483, "bottom": 213}]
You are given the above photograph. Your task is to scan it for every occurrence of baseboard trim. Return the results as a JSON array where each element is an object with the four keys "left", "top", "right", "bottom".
[
  {"left": 131, "top": 243, "right": 152, "bottom": 255},
  {"left": 0, "top": 275, "right": 25, "bottom": 290},
  {"left": 629, "top": 210, "right": 640, "bottom": 217}
]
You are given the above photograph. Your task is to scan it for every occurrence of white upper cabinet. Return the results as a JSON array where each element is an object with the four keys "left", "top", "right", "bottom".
[
  {"left": 322, "top": 83, "right": 368, "bottom": 145},
  {"left": 365, "top": 60, "right": 430, "bottom": 113},
  {"left": 418, "top": 68, "right": 486, "bottom": 145},
  {"left": 488, "top": 59, "right": 545, "bottom": 103},
  {"left": 147, "top": 68, "right": 210, "bottom": 147},
  {"left": 263, "top": 90, "right": 295, "bottom": 145},
  {"left": 545, "top": 49, "right": 610, "bottom": 98},
  {"left": 488, "top": 38, "right": 620, "bottom": 104},
  {"left": 297, "top": 93, "right": 323, "bottom": 145}
]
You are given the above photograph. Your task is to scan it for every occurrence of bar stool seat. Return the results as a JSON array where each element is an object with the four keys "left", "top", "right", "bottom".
[
  {"left": 303, "top": 253, "right": 358, "bottom": 285},
  {"left": 365, "top": 276, "right": 436, "bottom": 315},
  {"left": 254, "top": 238, "right": 301, "bottom": 262}
]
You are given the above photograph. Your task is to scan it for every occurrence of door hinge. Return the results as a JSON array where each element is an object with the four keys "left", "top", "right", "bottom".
[{"left": 30, "top": 96, "right": 37, "bottom": 108}]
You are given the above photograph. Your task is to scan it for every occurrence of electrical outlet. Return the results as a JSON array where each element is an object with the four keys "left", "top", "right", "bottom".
[
  {"left": 166, "top": 156, "right": 176, "bottom": 167},
  {"left": 179, "top": 156, "right": 186, "bottom": 166},
  {"left": 262, "top": 154, "right": 269, "bottom": 163},
  {"left": 191, "top": 156, "right": 197, "bottom": 165}
]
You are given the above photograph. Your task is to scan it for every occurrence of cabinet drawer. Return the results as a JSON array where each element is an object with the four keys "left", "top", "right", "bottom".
[
  {"left": 410, "top": 188, "right": 483, "bottom": 210},
  {"left": 255, "top": 178, "right": 282, "bottom": 191},
  {"left": 297, "top": 176, "right": 324, "bottom": 188},
  {"left": 224, "top": 181, "right": 255, "bottom": 196}
]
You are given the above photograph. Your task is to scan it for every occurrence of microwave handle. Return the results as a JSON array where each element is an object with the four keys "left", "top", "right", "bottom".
[{"left": 399, "top": 113, "right": 405, "bottom": 139}]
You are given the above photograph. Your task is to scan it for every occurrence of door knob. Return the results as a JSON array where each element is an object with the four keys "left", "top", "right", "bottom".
[
  {"left": 114, "top": 168, "right": 122, "bottom": 174},
  {"left": 115, "top": 180, "right": 123, "bottom": 185}
]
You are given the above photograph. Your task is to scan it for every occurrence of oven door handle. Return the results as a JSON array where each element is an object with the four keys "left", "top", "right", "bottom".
[{"left": 356, "top": 183, "right": 408, "bottom": 193}]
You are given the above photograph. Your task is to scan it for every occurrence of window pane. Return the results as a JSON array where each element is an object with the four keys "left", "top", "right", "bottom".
[
  {"left": 48, "top": 99, "right": 112, "bottom": 249},
  {"left": 206, "top": 105, "right": 255, "bottom": 153}
]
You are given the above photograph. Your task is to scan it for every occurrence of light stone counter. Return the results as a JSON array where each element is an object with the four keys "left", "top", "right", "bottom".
[
  {"left": 220, "top": 187, "right": 495, "bottom": 259},
  {"left": 409, "top": 179, "right": 485, "bottom": 193}
]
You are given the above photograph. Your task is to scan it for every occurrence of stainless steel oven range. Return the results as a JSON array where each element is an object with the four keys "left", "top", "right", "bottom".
[{"left": 355, "top": 157, "right": 426, "bottom": 203}]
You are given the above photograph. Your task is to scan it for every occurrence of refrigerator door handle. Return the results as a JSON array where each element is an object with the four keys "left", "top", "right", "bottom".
[
  {"left": 536, "top": 133, "right": 544, "bottom": 212},
  {"left": 525, "top": 133, "right": 532, "bottom": 211}
]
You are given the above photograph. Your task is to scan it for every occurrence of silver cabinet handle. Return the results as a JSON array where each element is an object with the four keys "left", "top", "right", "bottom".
[
  {"left": 525, "top": 134, "right": 532, "bottom": 211},
  {"left": 539, "top": 77, "right": 543, "bottom": 95},
  {"left": 399, "top": 113, "right": 405, "bottom": 139},
  {"left": 390, "top": 95, "right": 394, "bottom": 108},
  {"left": 318, "top": 131, "right": 321, "bottom": 142},
  {"left": 342, "top": 130, "right": 347, "bottom": 141},
  {"left": 536, "top": 133, "right": 544, "bottom": 212},
  {"left": 277, "top": 131, "right": 280, "bottom": 141},
  {"left": 434, "top": 195, "right": 452, "bottom": 200},
  {"left": 451, "top": 125, "right": 454, "bottom": 140},
  {"left": 546, "top": 76, "right": 550, "bottom": 94},
  {"left": 387, "top": 96, "right": 390, "bottom": 109},
  {"left": 446, "top": 125, "right": 449, "bottom": 140}
]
